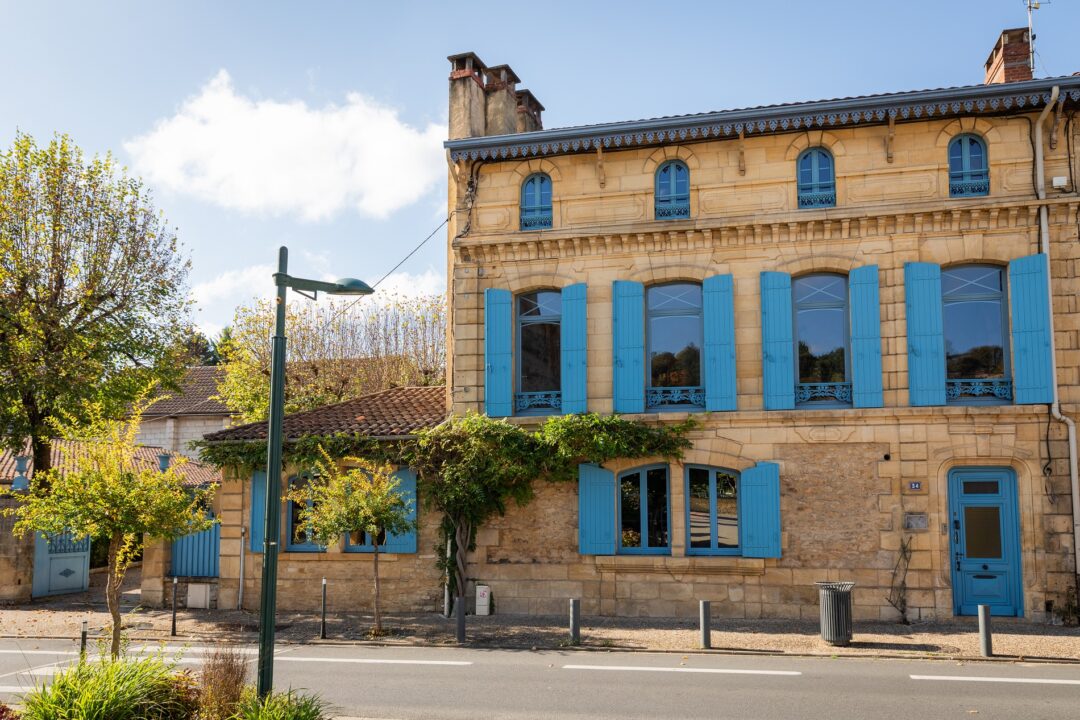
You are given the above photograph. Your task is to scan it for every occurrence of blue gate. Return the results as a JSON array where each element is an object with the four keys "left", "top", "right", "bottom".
[
  {"left": 170, "top": 521, "right": 220, "bottom": 578},
  {"left": 32, "top": 531, "right": 91, "bottom": 597}
]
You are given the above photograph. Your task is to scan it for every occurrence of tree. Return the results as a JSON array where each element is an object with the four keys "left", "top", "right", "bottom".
[
  {"left": 287, "top": 447, "right": 414, "bottom": 635},
  {"left": 6, "top": 396, "right": 214, "bottom": 657},
  {"left": 0, "top": 132, "right": 193, "bottom": 477},
  {"left": 218, "top": 293, "right": 445, "bottom": 424}
]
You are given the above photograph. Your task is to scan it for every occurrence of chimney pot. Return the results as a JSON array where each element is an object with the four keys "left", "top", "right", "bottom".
[{"left": 158, "top": 453, "right": 171, "bottom": 472}]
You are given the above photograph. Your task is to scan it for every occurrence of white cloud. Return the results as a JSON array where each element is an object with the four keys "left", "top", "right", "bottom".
[
  {"left": 125, "top": 71, "right": 446, "bottom": 221},
  {"left": 370, "top": 268, "right": 446, "bottom": 299},
  {"left": 191, "top": 263, "right": 276, "bottom": 308}
]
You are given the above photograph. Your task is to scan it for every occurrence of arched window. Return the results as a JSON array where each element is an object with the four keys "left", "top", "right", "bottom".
[
  {"left": 948, "top": 134, "right": 989, "bottom": 197},
  {"left": 516, "top": 290, "right": 561, "bottom": 413},
  {"left": 943, "top": 265, "right": 1011, "bottom": 402},
  {"left": 686, "top": 466, "right": 740, "bottom": 554},
  {"left": 654, "top": 160, "right": 690, "bottom": 220},
  {"left": 519, "top": 173, "right": 552, "bottom": 230},
  {"left": 619, "top": 465, "right": 670, "bottom": 554},
  {"left": 646, "top": 282, "right": 703, "bottom": 408},
  {"left": 793, "top": 273, "right": 850, "bottom": 404},
  {"left": 797, "top": 148, "right": 836, "bottom": 208}
]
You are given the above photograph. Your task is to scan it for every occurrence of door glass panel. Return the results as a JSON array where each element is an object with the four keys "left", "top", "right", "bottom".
[
  {"left": 963, "top": 480, "right": 999, "bottom": 495},
  {"left": 964, "top": 506, "right": 1002, "bottom": 558},
  {"left": 646, "top": 468, "right": 669, "bottom": 549},
  {"left": 687, "top": 468, "right": 710, "bottom": 550},
  {"left": 716, "top": 471, "right": 739, "bottom": 548},
  {"left": 620, "top": 475, "right": 642, "bottom": 548}
]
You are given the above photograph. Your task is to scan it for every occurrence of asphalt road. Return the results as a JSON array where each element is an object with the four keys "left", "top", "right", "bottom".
[{"left": 1, "top": 639, "right": 1078, "bottom": 719}]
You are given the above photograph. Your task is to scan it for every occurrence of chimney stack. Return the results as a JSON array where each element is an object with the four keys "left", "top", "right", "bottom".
[
  {"left": 984, "top": 28, "right": 1033, "bottom": 84},
  {"left": 448, "top": 53, "right": 543, "bottom": 140}
]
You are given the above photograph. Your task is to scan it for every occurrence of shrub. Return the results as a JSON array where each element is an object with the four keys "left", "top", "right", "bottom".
[
  {"left": 233, "top": 688, "right": 331, "bottom": 720},
  {"left": 0, "top": 703, "right": 20, "bottom": 719},
  {"left": 20, "top": 656, "right": 196, "bottom": 720},
  {"left": 197, "top": 646, "right": 248, "bottom": 719}
]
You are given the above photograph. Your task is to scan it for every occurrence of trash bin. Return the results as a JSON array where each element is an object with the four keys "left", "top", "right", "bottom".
[{"left": 815, "top": 581, "right": 855, "bottom": 646}]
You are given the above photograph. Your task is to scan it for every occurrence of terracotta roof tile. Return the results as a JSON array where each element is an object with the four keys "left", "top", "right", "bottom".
[
  {"left": 144, "top": 366, "right": 231, "bottom": 417},
  {"left": 0, "top": 440, "right": 219, "bottom": 488},
  {"left": 202, "top": 385, "right": 447, "bottom": 443}
]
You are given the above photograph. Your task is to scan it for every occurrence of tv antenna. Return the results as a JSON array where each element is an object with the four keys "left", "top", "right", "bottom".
[{"left": 1025, "top": 0, "right": 1047, "bottom": 74}]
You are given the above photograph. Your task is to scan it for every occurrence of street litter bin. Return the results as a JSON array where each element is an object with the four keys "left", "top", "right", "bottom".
[{"left": 815, "top": 581, "right": 855, "bottom": 646}]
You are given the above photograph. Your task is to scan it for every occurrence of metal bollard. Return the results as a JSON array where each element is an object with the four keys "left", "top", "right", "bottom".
[
  {"left": 320, "top": 578, "right": 327, "bottom": 640},
  {"left": 699, "top": 600, "right": 711, "bottom": 649},
  {"left": 170, "top": 577, "right": 178, "bottom": 637},
  {"left": 80, "top": 620, "right": 88, "bottom": 661},
  {"left": 569, "top": 598, "right": 580, "bottom": 645},
  {"left": 978, "top": 604, "right": 993, "bottom": 657},
  {"left": 455, "top": 597, "right": 466, "bottom": 643}
]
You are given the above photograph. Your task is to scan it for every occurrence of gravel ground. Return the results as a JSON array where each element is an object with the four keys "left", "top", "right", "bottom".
[{"left": 3, "top": 570, "right": 1078, "bottom": 661}]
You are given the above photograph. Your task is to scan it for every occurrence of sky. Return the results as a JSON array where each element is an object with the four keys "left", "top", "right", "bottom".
[{"left": 2, "top": 0, "right": 1078, "bottom": 337}]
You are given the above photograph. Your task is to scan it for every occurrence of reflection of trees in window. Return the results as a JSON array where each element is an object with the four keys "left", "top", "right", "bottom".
[
  {"left": 798, "top": 342, "right": 845, "bottom": 383},
  {"left": 620, "top": 467, "right": 669, "bottom": 553},
  {"left": 792, "top": 274, "right": 849, "bottom": 403},
  {"left": 942, "top": 266, "right": 1007, "bottom": 380},
  {"left": 517, "top": 291, "right": 561, "bottom": 393},
  {"left": 650, "top": 344, "right": 701, "bottom": 387},
  {"left": 647, "top": 283, "right": 703, "bottom": 406}
]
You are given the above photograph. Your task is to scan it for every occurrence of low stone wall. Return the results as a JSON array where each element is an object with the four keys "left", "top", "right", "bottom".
[{"left": 0, "top": 497, "right": 33, "bottom": 604}]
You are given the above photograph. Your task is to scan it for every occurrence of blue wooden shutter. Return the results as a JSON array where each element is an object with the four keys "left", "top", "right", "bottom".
[
  {"left": 484, "top": 288, "right": 513, "bottom": 417},
  {"left": 249, "top": 470, "right": 266, "bottom": 553},
  {"left": 703, "top": 274, "right": 737, "bottom": 411},
  {"left": 1009, "top": 253, "right": 1054, "bottom": 404},
  {"left": 741, "top": 461, "right": 781, "bottom": 558},
  {"left": 760, "top": 272, "right": 794, "bottom": 410},
  {"left": 578, "top": 463, "right": 616, "bottom": 555},
  {"left": 904, "top": 262, "right": 946, "bottom": 406},
  {"left": 612, "top": 281, "right": 645, "bottom": 413},
  {"left": 561, "top": 283, "right": 588, "bottom": 414},
  {"left": 849, "top": 265, "right": 884, "bottom": 408},
  {"left": 382, "top": 468, "right": 418, "bottom": 553}
]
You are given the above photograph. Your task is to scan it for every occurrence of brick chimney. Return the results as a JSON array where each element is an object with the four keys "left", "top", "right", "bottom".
[
  {"left": 448, "top": 53, "right": 544, "bottom": 139},
  {"left": 984, "top": 28, "right": 1032, "bottom": 84}
]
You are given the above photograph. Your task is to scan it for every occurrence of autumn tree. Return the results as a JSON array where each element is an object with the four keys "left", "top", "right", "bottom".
[
  {"left": 7, "top": 396, "right": 214, "bottom": 657},
  {"left": 218, "top": 293, "right": 445, "bottom": 423},
  {"left": 288, "top": 447, "right": 414, "bottom": 635},
  {"left": 0, "top": 132, "right": 193, "bottom": 476}
]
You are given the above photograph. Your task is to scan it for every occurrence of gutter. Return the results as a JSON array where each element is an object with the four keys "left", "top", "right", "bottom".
[{"left": 1033, "top": 86, "right": 1080, "bottom": 593}]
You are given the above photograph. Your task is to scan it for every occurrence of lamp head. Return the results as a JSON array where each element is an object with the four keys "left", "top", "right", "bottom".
[{"left": 330, "top": 277, "right": 374, "bottom": 296}]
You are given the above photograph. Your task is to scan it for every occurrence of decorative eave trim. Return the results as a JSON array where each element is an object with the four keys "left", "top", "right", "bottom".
[{"left": 445, "top": 77, "right": 1080, "bottom": 162}]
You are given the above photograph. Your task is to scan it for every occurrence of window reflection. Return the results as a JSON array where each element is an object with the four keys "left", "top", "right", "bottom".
[
  {"left": 647, "top": 283, "right": 703, "bottom": 396},
  {"left": 943, "top": 266, "right": 1006, "bottom": 380},
  {"left": 793, "top": 274, "right": 848, "bottom": 386},
  {"left": 518, "top": 291, "right": 561, "bottom": 394},
  {"left": 619, "top": 467, "right": 670, "bottom": 553}
]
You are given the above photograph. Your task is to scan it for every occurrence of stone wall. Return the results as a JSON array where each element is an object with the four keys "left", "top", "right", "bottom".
[
  {"left": 137, "top": 415, "right": 231, "bottom": 460},
  {"left": 0, "top": 496, "right": 33, "bottom": 604}
]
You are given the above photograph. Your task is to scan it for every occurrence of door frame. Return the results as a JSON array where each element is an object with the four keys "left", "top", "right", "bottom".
[{"left": 947, "top": 466, "right": 1023, "bottom": 617}]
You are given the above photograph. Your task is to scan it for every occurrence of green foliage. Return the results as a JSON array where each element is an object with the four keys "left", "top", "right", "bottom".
[
  {"left": 192, "top": 435, "right": 404, "bottom": 475},
  {"left": 20, "top": 656, "right": 198, "bottom": 720},
  {"left": 232, "top": 689, "right": 330, "bottom": 720},
  {"left": 0, "top": 131, "right": 193, "bottom": 474}
]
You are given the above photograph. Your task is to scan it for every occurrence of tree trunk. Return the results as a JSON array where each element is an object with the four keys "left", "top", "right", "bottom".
[
  {"left": 105, "top": 534, "right": 125, "bottom": 658},
  {"left": 372, "top": 541, "right": 382, "bottom": 636},
  {"left": 30, "top": 432, "right": 52, "bottom": 484}
]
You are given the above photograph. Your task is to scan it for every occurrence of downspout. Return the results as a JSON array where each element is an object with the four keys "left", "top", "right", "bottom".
[
  {"left": 1034, "top": 86, "right": 1080, "bottom": 595},
  {"left": 238, "top": 525, "right": 246, "bottom": 610}
]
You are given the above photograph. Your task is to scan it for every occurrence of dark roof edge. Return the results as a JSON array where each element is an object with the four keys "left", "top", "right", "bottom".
[
  {"left": 199, "top": 433, "right": 418, "bottom": 445},
  {"left": 444, "top": 75, "right": 1080, "bottom": 161}
]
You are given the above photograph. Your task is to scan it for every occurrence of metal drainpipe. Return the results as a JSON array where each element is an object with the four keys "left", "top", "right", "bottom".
[
  {"left": 238, "top": 525, "right": 246, "bottom": 610},
  {"left": 1034, "top": 86, "right": 1080, "bottom": 593}
]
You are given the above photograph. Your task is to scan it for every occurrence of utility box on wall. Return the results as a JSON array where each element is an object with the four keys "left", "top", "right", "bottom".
[{"left": 476, "top": 585, "right": 491, "bottom": 616}]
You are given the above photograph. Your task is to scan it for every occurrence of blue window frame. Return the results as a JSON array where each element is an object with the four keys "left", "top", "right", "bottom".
[
  {"left": 646, "top": 283, "right": 704, "bottom": 409},
  {"left": 345, "top": 528, "right": 386, "bottom": 553},
  {"left": 286, "top": 475, "right": 324, "bottom": 552},
  {"left": 797, "top": 148, "right": 836, "bottom": 208},
  {"left": 520, "top": 173, "right": 552, "bottom": 230},
  {"left": 793, "top": 274, "right": 851, "bottom": 405},
  {"left": 618, "top": 466, "right": 670, "bottom": 555},
  {"left": 685, "top": 466, "right": 740, "bottom": 555},
  {"left": 655, "top": 160, "right": 690, "bottom": 220},
  {"left": 948, "top": 134, "right": 989, "bottom": 197},
  {"left": 516, "top": 290, "right": 562, "bottom": 414},
  {"left": 942, "top": 265, "right": 1011, "bottom": 404}
]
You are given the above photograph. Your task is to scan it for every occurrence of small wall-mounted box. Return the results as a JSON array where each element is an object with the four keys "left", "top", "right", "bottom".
[{"left": 1051, "top": 176, "right": 1068, "bottom": 189}]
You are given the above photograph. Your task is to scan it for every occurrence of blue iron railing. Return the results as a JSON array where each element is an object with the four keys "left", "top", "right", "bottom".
[
  {"left": 949, "top": 178, "right": 989, "bottom": 197},
  {"left": 946, "top": 378, "right": 1012, "bottom": 402},
  {"left": 655, "top": 199, "right": 690, "bottom": 219},
  {"left": 647, "top": 386, "right": 705, "bottom": 408},
  {"left": 795, "top": 382, "right": 853, "bottom": 404},
  {"left": 170, "top": 522, "right": 220, "bottom": 578},
  {"left": 515, "top": 391, "right": 562, "bottom": 413},
  {"left": 520, "top": 209, "right": 552, "bottom": 230},
  {"left": 47, "top": 532, "right": 89, "bottom": 554},
  {"left": 798, "top": 190, "right": 836, "bottom": 208}
]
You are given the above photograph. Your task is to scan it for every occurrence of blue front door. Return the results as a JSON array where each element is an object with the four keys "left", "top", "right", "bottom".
[{"left": 948, "top": 467, "right": 1023, "bottom": 617}]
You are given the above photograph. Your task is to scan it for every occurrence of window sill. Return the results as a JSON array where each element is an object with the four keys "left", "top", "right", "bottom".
[
  {"left": 618, "top": 548, "right": 671, "bottom": 556},
  {"left": 594, "top": 555, "right": 765, "bottom": 576},
  {"left": 687, "top": 548, "right": 741, "bottom": 557},
  {"left": 285, "top": 546, "right": 324, "bottom": 553}
]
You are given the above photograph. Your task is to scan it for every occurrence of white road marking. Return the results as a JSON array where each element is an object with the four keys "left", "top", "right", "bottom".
[
  {"left": 0, "top": 650, "right": 77, "bottom": 656},
  {"left": 276, "top": 657, "right": 472, "bottom": 666},
  {"left": 0, "top": 686, "right": 32, "bottom": 693},
  {"left": 911, "top": 675, "right": 1080, "bottom": 686},
  {"left": 563, "top": 664, "right": 801, "bottom": 676},
  {"left": 0, "top": 661, "right": 70, "bottom": 680}
]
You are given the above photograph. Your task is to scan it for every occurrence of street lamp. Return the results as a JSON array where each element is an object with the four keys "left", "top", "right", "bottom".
[{"left": 257, "top": 246, "right": 372, "bottom": 697}]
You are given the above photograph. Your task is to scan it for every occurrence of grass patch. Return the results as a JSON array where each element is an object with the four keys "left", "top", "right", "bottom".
[{"left": 232, "top": 689, "right": 331, "bottom": 720}]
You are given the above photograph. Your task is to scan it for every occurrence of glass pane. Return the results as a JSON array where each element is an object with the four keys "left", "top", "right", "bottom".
[
  {"left": 647, "top": 283, "right": 702, "bottom": 311},
  {"left": 967, "top": 139, "right": 984, "bottom": 170},
  {"left": 687, "top": 468, "right": 711, "bottom": 549},
  {"left": 646, "top": 468, "right": 669, "bottom": 548},
  {"left": 949, "top": 141, "right": 964, "bottom": 169},
  {"left": 518, "top": 291, "right": 561, "bottom": 318},
  {"left": 964, "top": 506, "right": 1002, "bottom": 558},
  {"left": 674, "top": 164, "right": 688, "bottom": 195},
  {"left": 649, "top": 316, "right": 701, "bottom": 387},
  {"left": 793, "top": 274, "right": 845, "bottom": 304},
  {"left": 963, "top": 481, "right": 999, "bottom": 495},
  {"left": 942, "top": 266, "right": 1003, "bottom": 296},
  {"left": 796, "top": 307, "right": 846, "bottom": 383},
  {"left": 620, "top": 475, "right": 642, "bottom": 548},
  {"left": 519, "top": 321, "right": 561, "bottom": 392},
  {"left": 291, "top": 503, "right": 308, "bottom": 545},
  {"left": 944, "top": 301, "right": 1005, "bottom": 378},
  {"left": 715, "top": 471, "right": 739, "bottom": 548}
]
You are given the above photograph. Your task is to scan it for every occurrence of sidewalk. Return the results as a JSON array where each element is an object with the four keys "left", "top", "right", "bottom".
[{"left": 3, "top": 574, "right": 1078, "bottom": 662}]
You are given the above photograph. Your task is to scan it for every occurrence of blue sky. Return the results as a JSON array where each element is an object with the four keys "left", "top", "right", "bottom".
[{"left": 3, "top": 0, "right": 1077, "bottom": 336}]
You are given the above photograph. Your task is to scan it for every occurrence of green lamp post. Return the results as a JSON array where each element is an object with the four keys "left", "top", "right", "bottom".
[{"left": 257, "top": 246, "right": 372, "bottom": 697}]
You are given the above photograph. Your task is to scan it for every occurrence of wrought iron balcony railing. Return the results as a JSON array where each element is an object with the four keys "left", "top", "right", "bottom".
[
  {"left": 520, "top": 210, "right": 553, "bottom": 230},
  {"left": 515, "top": 391, "right": 562, "bottom": 413},
  {"left": 946, "top": 378, "right": 1012, "bottom": 402},
  {"left": 647, "top": 386, "right": 705, "bottom": 408},
  {"left": 655, "top": 200, "right": 690, "bottom": 220},
  {"left": 795, "top": 382, "right": 852, "bottom": 404},
  {"left": 797, "top": 190, "right": 836, "bottom": 208},
  {"left": 949, "top": 178, "right": 989, "bottom": 197}
]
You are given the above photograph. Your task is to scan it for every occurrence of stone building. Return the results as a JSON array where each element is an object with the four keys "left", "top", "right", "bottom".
[
  {"left": 137, "top": 366, "right": 234, "bottom": 460},
  {"left": 191, "top": 29, "right": 1080, "bottom": 623}
]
